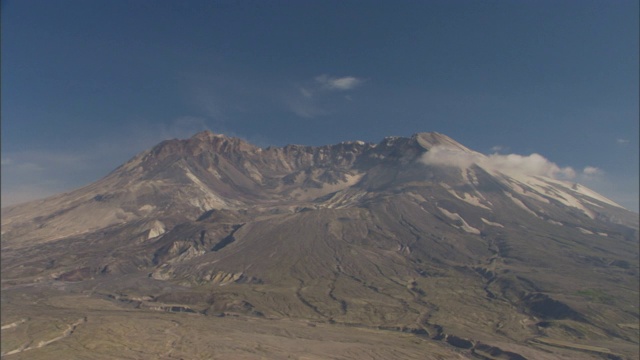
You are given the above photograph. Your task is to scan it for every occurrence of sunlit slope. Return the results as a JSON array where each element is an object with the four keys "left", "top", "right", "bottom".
[{"left": 2, "top": 131, "right": 638, "bottom": 359}]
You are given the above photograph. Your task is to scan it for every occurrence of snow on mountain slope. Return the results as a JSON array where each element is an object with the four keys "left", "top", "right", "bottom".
[
  {"left": 2, "top": 131, "right": 633, "bottom": 250},
  {"left": 2, "top": 131, "right": 638, "bottom": 360}
]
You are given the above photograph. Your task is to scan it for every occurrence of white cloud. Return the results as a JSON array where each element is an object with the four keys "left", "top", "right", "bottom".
[
  {"left": 490, "top": 145, "right": 504, "bottom": 153},
  {"left": 315, "top": 74, "right": 363, "bottom": 91},
  {"left": 420, "top": 146, "right": 478, "bottom": 169},
  {"left": 420, "top": 145, "right": 577, "bottom": 179},
  {"left": 617, "top": 138, "right": 629, "bottom": 145},
  {"left": 582, "top": 166, "right": 603, "bottom": 176},
  {"left": 485, "top": 153, "right": 576, "bottom": 179},
  {"left": 283, "top": 75, "right": 365, "bottom": 118}
]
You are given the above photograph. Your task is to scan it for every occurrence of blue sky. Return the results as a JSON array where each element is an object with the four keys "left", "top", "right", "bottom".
[{"left": 2, "top": 0, "right": 638, "bottom": 211}]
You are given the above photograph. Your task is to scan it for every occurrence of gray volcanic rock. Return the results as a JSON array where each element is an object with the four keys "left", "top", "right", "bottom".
[{"left": 1, "top": 131, "right": 638, "bottom": 359}]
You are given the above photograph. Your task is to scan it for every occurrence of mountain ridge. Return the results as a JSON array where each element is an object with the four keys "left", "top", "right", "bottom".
[
  {"left": 0, "top": 131, "right": 477, "bottom": 244},
  {"left": 1, "top": 131, "right": 638, "bottom": 359},
  {"left": 2, "top": 131, "right": 635, "bottom": 249}
]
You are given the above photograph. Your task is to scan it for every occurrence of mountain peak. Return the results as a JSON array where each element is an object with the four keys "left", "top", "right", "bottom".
[
  {"left": 183, "top": 130, "right": 257, "bottom": 156},
  {"left": 190, "top": 130, "right": 229, "bottom": 141},
  {"left": 2, "top": 130, "right": 638, "bottom": 360},
  {"left": 412, "top": 132, "right": 472, "bottom": 152}
]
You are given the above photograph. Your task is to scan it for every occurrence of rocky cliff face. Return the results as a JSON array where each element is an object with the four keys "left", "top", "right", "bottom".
[{"left": 2, "top": 131, "right": 638, "bottom": 359}]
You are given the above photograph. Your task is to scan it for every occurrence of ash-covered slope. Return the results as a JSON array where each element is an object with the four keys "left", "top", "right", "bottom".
[
  {"left": 2, "top": 131, "right": 638, "bottom": 360},
  {"left": 2, "top": 131, "right": 634, "bottom": 248},
  {"left": 1, "top": 131, "right": 373, "bottom": 248}
]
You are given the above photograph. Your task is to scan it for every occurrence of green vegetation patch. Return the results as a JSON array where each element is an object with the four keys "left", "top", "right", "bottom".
[{"left": 575, "top": 289, "right": 614, "bottom": 304}]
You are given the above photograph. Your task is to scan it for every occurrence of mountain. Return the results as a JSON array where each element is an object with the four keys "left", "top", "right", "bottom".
[{"left": 1, "top": 131, "right": 638, "bottom": 360}]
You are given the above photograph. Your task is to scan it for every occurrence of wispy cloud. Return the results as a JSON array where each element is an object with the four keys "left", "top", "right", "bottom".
[
  {"left": 182, "top": 72, "right": 272, "bottom": 123},
  {"left": 617, "top": 138, "right": 629, "bottom": 145},
  {"left": 299, "top": 87, "right": 313, "bottom": 98},
  {"left": 284, "top": 96, "right": 328, "bottom": 118},
  {"left": 283, "top": 74, "right": 365, "bottom": 118},
  {"left": 184, "top": 72, "right": 365, "bottom": 120},
  {"left": 582, "top": 166, "right": 603, "bottom": 176},
  {"left": 315, "top": 74, "right": 363, "bottom": 91}
]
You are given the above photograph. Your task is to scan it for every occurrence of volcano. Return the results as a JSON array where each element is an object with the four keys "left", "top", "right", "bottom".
[{"left": 1, "top": 131, "right": 638, "bottom": 359}]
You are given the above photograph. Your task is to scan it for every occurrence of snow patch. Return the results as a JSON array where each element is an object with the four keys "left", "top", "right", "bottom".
[
  {"left": 120, "top": 150, "right": 149, "bottom": 171},
  {"left": 183, "top": 167, "right": 230, "bottom": 210},
  {"left": 570, "top": 182, "right": 623, "bottom": 208},
  {"left": 440, "top": 182, "right": 452, "bottom": 190},
  {"left": 437, "top": 207, "right": 481, "bottom": 234},
  {"left": 466, "top": 169, "right": 479, "bottom": 186},
  {"left": 207, "top": 166, "right": 223, "bottom": 180},
  {"left": 481, "top": 218, "right": 504, "bottom": 228},
  {"left": 577, "top": 227, "right": 594, "bottom": 235},
  {"left": 504, "top": 192, "right": 539, "bottom": 218},
  {"left": 188, "top": 196, "right": 226, "bottom": 212},
  {"left": 147, "top": 220, "right": 165, "bottom": 239},
  {"left": 446, "top": 189, "right": 491, "bottom": 210},
  {"left": 500, "top": 176, "right": 596, "bottom": 219},
  {"left": 138, "top": 204, "right": 155, "bottom": 213},
  {"left": 242, "top": 161, "right": 264, "bottom": 183},
  {"left": 406, "top": 192, "right": 427, "bottom": 203},
  {"left": 545, "top": 188, "right": 596, "bottom": 219},
  {"left": 581, "top": 199, "right": 602, "bottom": 208},
  {"left": 524, "top": 177, "right": 607, "bottom": 217},
  {"left": 322, "top": 189, "right": 368, "bottom": 209},
  {"left": 503, "top": 178, "right": 550, "bottom": 204},
  {"left": 420, "top": 145, "right": 620, "bottom": 214},
  {"left": 294, "top": 172, "right": 364, "bottom": 203}
]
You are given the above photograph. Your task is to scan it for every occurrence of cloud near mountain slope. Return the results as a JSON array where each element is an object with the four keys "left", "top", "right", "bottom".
[{"left": 420, "top": 145, "right": 580, "bottom": 180}]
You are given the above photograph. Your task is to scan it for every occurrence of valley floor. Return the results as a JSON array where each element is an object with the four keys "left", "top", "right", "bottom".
[{"left": 2, "top": 283, "right": 635, "bottom": 360}]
